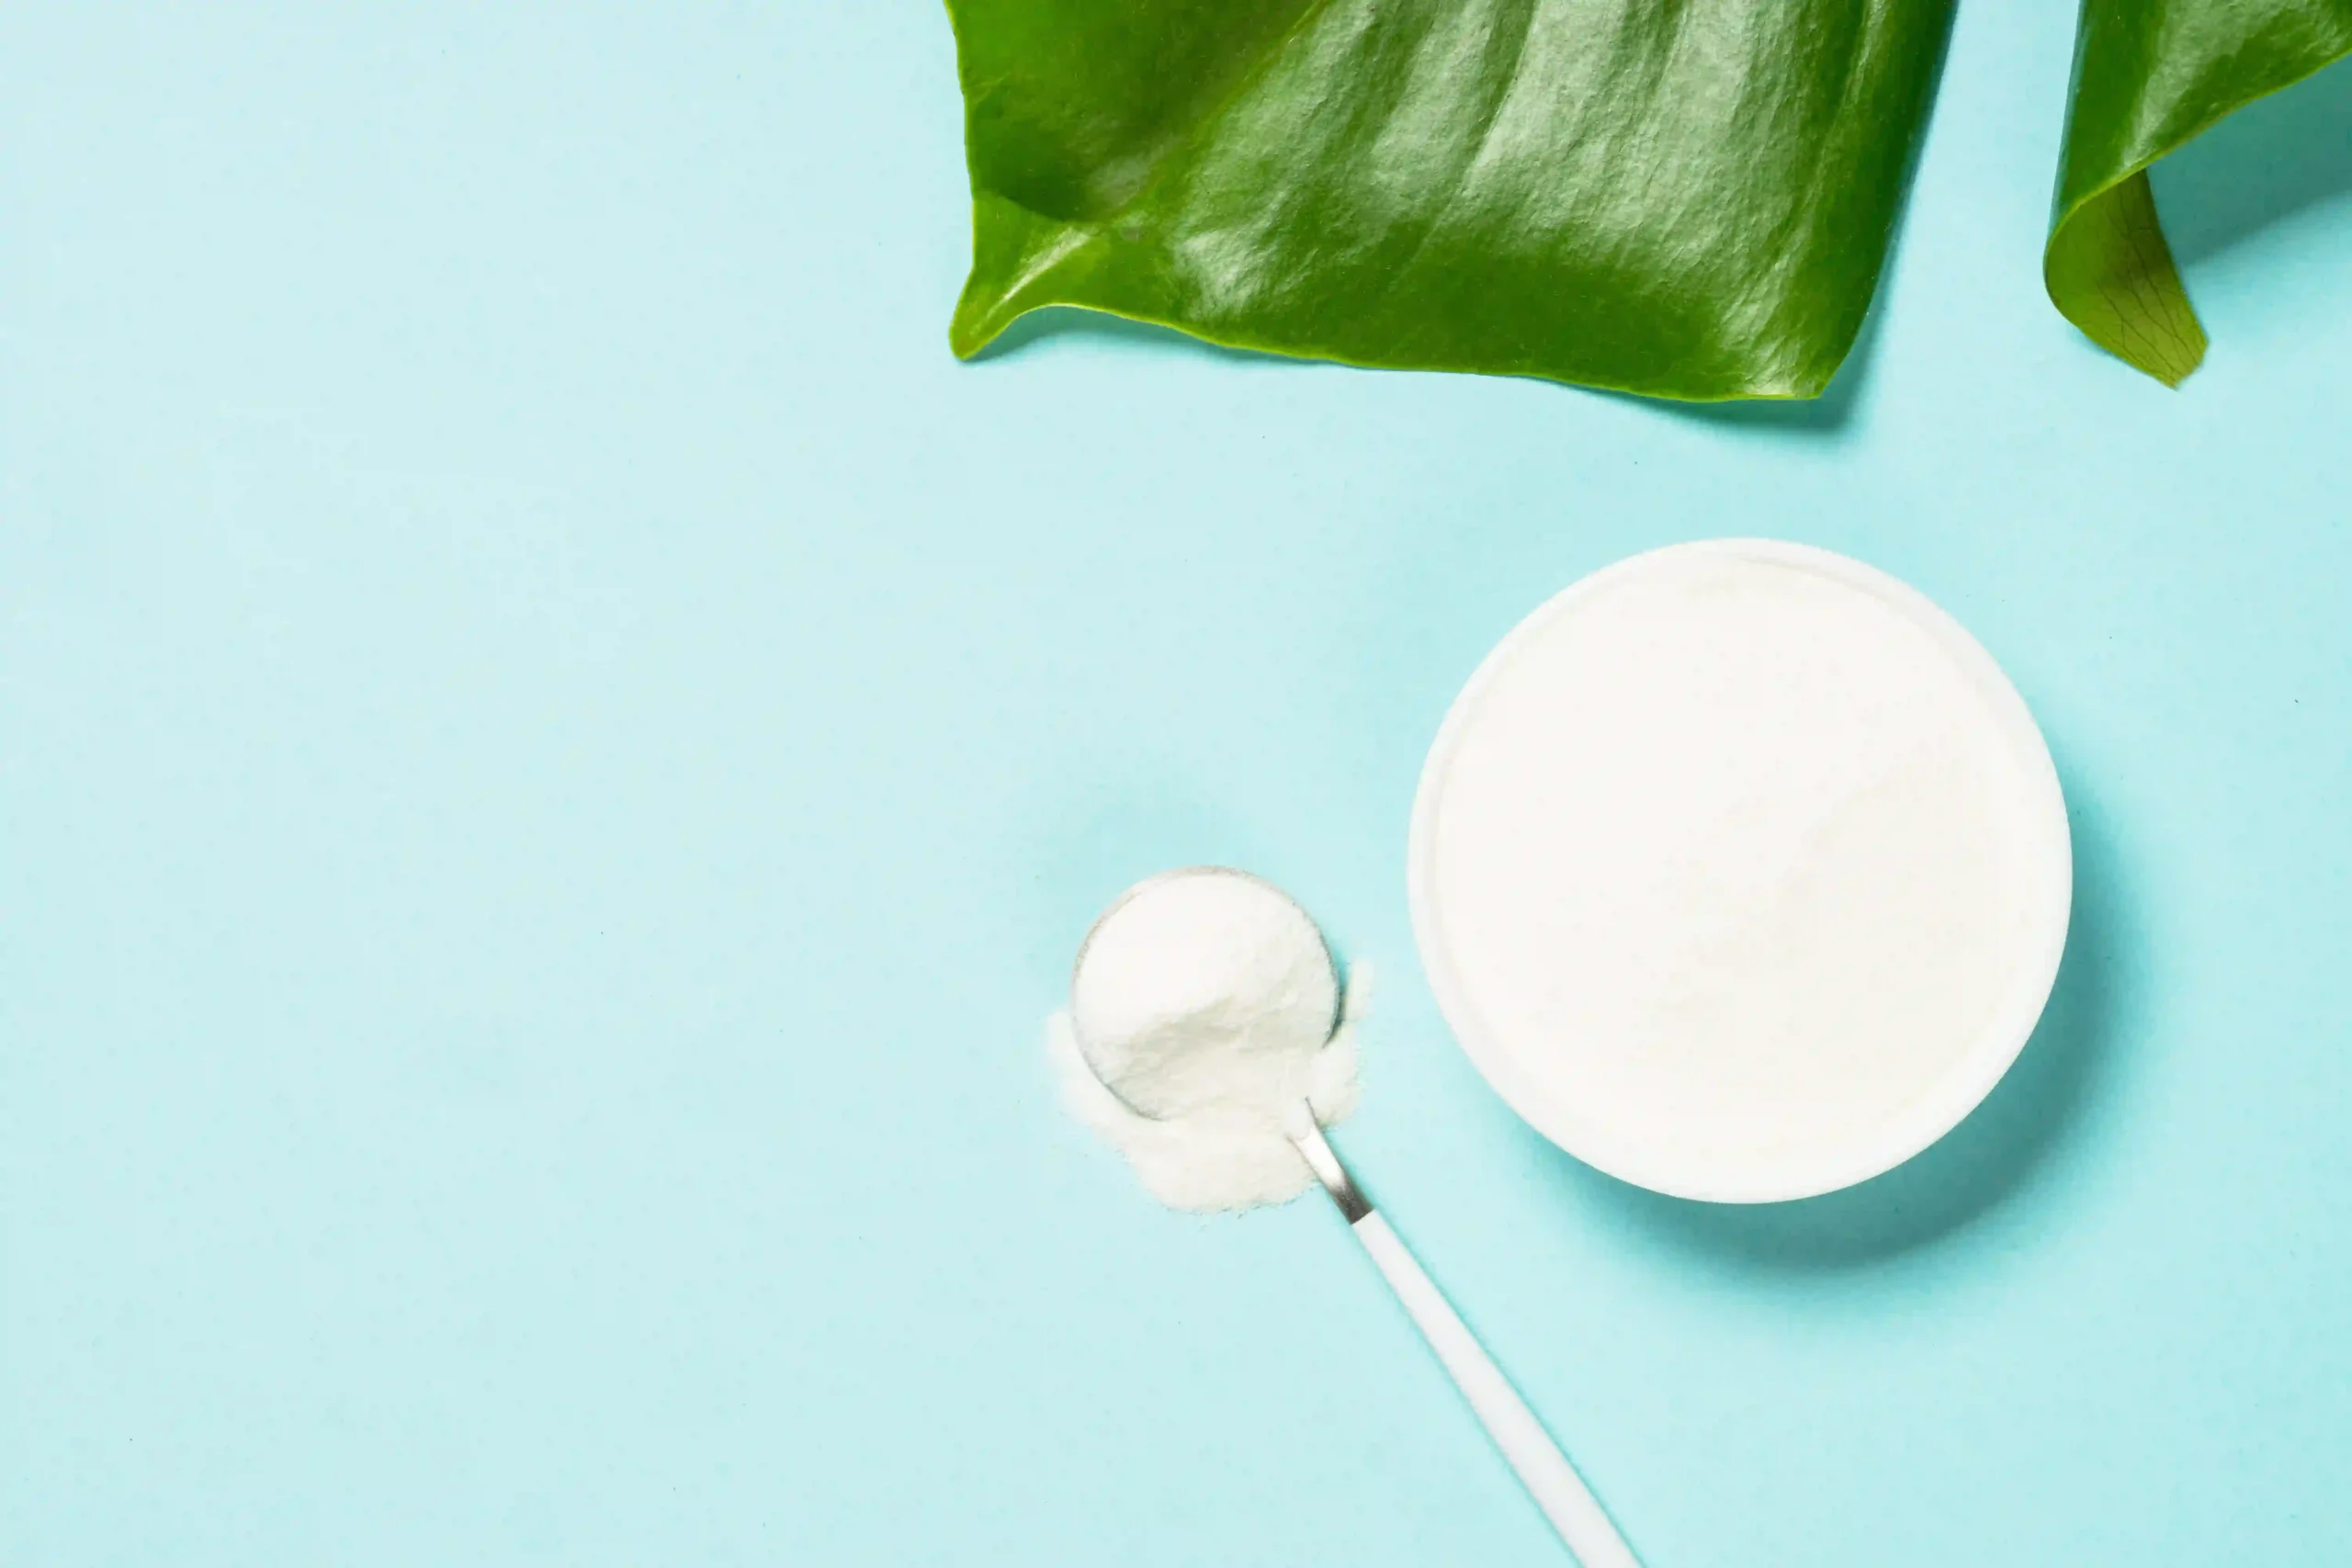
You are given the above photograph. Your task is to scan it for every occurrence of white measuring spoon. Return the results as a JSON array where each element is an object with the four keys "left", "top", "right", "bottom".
[{"left": 1069, "top": 868, "right": 1640, "bottom": 1568}]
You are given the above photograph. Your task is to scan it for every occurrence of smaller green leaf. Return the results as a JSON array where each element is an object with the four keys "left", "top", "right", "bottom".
[{"left": 2048, "top": 0, "right": 2352, "bottom": 385}]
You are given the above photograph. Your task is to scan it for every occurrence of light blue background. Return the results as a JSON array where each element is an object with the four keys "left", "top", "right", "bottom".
[{"left": 5, "top": 5, "right": 2350, "bottom": 1563}]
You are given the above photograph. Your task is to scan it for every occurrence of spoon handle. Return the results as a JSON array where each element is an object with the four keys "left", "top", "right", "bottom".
[
  {"left": 1293, "top": 1124, "right": 1639, "bottom": 1568},
  {"left": 1351, "top": 1211, "right": 1640, "bottom": 1567}
]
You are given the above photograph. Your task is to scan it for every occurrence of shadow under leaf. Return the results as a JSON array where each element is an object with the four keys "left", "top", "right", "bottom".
[{"left": 2154, "top": 53, "right": 2352, "bottom": 264}]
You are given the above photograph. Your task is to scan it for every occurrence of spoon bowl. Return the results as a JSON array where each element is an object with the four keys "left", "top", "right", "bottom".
[{"left": 1068, "top": 865, "right": 1340, "bottom": 1122}]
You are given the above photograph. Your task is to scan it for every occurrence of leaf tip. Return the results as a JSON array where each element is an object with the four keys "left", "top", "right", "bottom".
[
  {"left": 947, "top": 297, "right": 1005, "bottom": 361},
  {"left": 2149, "top": 323, "right": 2208, "bottom": 389}
]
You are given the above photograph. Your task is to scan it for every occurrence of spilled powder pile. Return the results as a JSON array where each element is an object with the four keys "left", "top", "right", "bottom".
[{"left": 1048, "top": 871, "right": 1363, "bottom": 1212}]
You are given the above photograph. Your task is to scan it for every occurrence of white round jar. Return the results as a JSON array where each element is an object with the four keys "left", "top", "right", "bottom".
[{"left": 1408, "top": 540, "right": 2072, "bottom": 1202}]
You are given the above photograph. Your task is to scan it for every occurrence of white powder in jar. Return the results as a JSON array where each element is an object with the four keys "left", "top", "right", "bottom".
[
  {"left": 1048, "top": 870, "right": 1364, "bottom": 1213},
  {"left": 1412, "top": 540, "right": 2071, "bottom": 1201}
]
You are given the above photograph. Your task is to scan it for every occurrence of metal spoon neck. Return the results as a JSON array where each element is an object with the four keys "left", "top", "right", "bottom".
[{"left": 1290, "top": 1115, "right": 1372, "bottom": 1223}]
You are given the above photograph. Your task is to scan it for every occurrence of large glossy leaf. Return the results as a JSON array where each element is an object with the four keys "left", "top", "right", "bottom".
[
  {"left": 2049, "top": 0, "right": 2352, "bottom": 385},
  {"left": 945, "top": 0, "right": 1955, "bottom": 400}
]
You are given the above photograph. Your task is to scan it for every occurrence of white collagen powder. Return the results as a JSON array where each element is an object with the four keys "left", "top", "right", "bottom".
[
  {"left": 1412, "top": 540, "right": 2071, "bottom": 1201},
  {"left": 1049, "top": 870, "right": 1364, "bottom": 1212}
]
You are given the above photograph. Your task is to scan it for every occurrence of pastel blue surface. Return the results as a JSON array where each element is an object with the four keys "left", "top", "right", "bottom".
[{"left": 5, "top": 5, "right": 2351, "bottom": 1563}]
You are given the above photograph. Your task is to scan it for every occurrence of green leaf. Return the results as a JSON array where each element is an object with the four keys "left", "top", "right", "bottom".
[
  {"left": 945, "top": 0, "right": 1955, "bottom": 401},
  {"left": 2049, "top": 0, "right": 2352, "bottom": 386}
]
